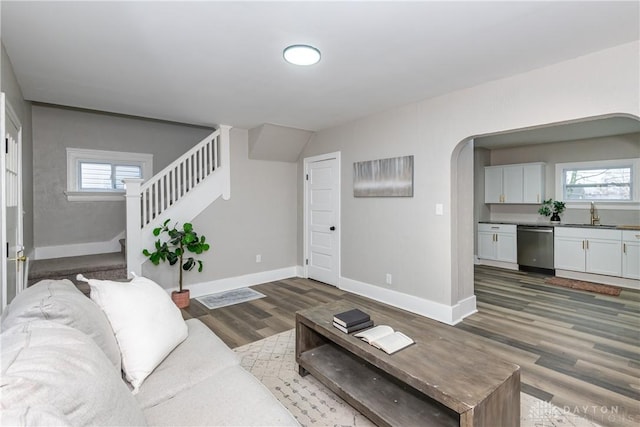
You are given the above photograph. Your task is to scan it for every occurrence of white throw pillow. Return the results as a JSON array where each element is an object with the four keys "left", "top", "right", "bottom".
[{"left": 86, "top": 276, "right": 188, "bottom": 393}]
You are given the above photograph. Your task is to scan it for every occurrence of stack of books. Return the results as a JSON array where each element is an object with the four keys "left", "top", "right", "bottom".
[{"left": 332, "top": 308, "right": 373, "bottom": 333}]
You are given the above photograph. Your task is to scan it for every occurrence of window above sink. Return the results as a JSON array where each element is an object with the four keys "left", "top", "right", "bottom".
[{"left": 556, "top": 158, "right": 640, "bottom": 210}]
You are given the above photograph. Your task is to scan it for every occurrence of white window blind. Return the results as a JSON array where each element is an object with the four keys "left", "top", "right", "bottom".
[{"left": 79, "top": 162, "right": 142, "bottom": 191}]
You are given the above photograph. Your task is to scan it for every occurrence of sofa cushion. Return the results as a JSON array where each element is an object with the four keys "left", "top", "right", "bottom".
[
  {"left": 86, "top": 276, "right": 188, "bottom": 393},
  {"left": 0, "top": 405, "right": 70, "bottom": 426},
  {"left": 1, "top": 321, "right": 147, "bottom": 426},
  {"left": 0, "top": 279, "right": 121, "bottom": 370},
  {"left": 136, "top": 318, "right": 240, "bottom": 409},
  {"left": 142, "top": 365, "right": 299, "bottom": 426}
]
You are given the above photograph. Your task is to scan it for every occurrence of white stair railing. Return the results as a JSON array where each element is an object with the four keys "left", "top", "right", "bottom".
[{"left": 124, "top": 125, "right": 231, "bottom": 277}]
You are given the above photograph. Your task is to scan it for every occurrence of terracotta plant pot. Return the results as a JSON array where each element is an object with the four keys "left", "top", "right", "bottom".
[{"left": 171, "top": 290, "right": 190, "bottom": 309}]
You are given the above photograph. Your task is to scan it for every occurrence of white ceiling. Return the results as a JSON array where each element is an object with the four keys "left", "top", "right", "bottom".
[{"left": 2, "top": 1, "right": 639, "bottom": 132}]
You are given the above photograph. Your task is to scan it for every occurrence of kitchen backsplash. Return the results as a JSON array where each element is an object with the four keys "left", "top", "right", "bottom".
[{"left": 488, "top": 205, "right": 640, "bottom": 226}]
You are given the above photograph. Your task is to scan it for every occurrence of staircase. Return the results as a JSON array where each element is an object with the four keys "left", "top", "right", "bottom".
[
  {"left": 124, "top": 125, "right": 231, "bottom": 278},
  {"left": 28, "top": 252, "right": 127, "bottom": 295}
]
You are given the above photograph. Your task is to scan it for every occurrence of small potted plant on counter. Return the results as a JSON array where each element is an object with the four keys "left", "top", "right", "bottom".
[
  {"left": 143, "top": 219, "right": 210, "bottom": 308},
  {"left": 538, "top": 198, "right": 566, "bottom": 223}
]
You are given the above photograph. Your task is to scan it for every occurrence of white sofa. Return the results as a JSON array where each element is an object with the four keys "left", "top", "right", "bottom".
[{"left": 0, "top": 279, "right": 299, "bottom": 426}]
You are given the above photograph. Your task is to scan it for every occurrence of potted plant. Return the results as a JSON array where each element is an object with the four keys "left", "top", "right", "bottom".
[
  {"left": 143, "top": 219, "right": 210, "bottom": 308},
  {"left": 538, "top": 198, "right": 566, "bottom": 223}
]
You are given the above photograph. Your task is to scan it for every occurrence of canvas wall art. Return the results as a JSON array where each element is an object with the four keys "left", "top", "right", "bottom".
[{"left": 353, "top": 155, "right": 414, "bottom": 197}]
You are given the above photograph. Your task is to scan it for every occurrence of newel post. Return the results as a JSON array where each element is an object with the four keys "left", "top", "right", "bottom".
[
  {"left": 219, "top": 125, "right": 232, "bottom": 200},
  {"left": 123, "top": 178, "right": 144, "bottom": 279}
]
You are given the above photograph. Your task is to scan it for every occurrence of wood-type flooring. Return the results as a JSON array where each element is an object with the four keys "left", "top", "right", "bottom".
[{"left": 182, "top": 266, "right": 640, "bottom": 427}]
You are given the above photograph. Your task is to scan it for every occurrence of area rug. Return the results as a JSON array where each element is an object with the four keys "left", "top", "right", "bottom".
[
  {"left": 234, "top": 329, "right": 604, "bottom": 427},
  {"left": 544, "top": 277, "right": 621, "bottom": 296},
  {"left": 195, "top": 287, "right": 266, "bottom": 309}
]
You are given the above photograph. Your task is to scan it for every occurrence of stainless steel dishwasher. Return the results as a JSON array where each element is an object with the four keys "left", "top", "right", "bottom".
[{"left": 517, "top": 225, "right": 554, "bottom": 273}]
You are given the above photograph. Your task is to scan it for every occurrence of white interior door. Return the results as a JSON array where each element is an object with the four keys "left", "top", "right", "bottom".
[
  {"left": 1, "top": 94, "right": 24, "bottom": 311},
  {"left": 305, "top": 153, "right": 340, "bottom": 286}
]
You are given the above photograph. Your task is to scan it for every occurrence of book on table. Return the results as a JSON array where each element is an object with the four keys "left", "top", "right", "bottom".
[
  {"left": 332, "top": 319, "right": 374, "bottom": 334},
  {"left": 354, "top": 325, "right": 414, "bottom": 354},
  {"left": 333, "top": 308, "right": 370, "bottom": 328}
]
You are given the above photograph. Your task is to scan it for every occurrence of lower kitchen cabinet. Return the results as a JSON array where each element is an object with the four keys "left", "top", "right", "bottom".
[
  {"left": 478, "top": 223, "right": 517, "bottom": 263},
  {"left": 555, "top": 227, "right": 622, "bottom": 277},
  {"left": 622, "top": 230, "right": 640, "bottom": 280}
]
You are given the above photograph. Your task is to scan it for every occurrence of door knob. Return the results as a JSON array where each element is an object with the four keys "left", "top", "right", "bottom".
[{"left": 329, "top": 226, "right": 336, "bottom": 231}]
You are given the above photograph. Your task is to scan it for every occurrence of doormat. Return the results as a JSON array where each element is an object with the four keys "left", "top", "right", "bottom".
[
  {"left": 195, "top": 288, "right": 266, "bottom": 310},
  {"left": 544, "top": 277, "right": 621, "bottom": 296}
]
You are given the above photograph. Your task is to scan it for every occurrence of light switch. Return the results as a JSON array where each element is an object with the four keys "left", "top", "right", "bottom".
[{"left": 435, "top": 203, "right": 444, "bottom": 215}]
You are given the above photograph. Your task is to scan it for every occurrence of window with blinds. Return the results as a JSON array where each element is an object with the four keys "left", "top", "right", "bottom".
[
  {"left": 66, "top": 148, "right": 153, "bottom": 201},
  {"left": 79, "top": 162, "right": 142, "bottom": 190}
]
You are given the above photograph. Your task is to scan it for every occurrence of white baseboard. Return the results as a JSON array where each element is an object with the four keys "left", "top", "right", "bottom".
[
  {"left": 181, "top": 266, "right": 299, "bottom": 298},
  {"left": 339, "top": 276, "right": 476, "bottom": 326},
  {"left": 555, "top": 269, "right": 640, "bottom": 290},
  {"left": 35, "top": 231, "right": 125, "bottom": 260}
]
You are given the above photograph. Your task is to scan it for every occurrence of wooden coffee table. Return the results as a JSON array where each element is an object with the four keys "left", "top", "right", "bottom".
[{"left": 296, "top": 300, "right": 520, "bottom": 427}]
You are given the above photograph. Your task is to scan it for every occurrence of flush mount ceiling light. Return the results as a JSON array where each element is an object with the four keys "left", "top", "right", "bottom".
[{"left": 283, "top": 44, "right": 321, "bottom": 66}]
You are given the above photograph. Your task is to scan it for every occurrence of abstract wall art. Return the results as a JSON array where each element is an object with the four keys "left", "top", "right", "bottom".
[{"left": 353, "top": 155, "right": 414, "bottom": 197}]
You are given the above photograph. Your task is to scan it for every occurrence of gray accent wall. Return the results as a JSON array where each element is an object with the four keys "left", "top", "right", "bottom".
[
  {"left": 31, "top": 104, "right": 212, "bottom": 248},
  {"left": 1, "top": 43, "right": 33, "bottom": 255},
  {"left": 142, "top": 128, "right": 298, "bottom": 289}
]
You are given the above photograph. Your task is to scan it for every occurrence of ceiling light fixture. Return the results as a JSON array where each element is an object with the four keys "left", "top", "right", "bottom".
[{"left": 283, "top": 44, "right": 321, "bottom": 66}]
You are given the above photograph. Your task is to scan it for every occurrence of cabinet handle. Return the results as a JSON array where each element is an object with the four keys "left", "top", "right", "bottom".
[
  {"left": 623, "top": 243, "right": 626, "bottom": 254},
  {"left": 582, "top": 240, "right": 585, "bottom": 250},
  {"left": 586, "top": 240, "right": 589, "bottom": 250},
  {"left": 495, "top": 234, "right": 498, "bottom": 242}
]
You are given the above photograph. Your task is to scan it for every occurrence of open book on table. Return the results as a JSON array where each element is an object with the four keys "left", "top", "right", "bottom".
[{"left": 354, "top": 325, "right": 414, "bottom": 354}]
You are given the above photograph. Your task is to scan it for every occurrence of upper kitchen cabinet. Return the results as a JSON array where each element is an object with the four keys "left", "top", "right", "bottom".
[{"left": 484, "top": 162, "right": 545, "bottom": 204}]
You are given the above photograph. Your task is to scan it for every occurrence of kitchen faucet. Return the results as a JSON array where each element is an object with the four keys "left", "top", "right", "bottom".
[{"left": 590, "top": 202, "right": 600, "bottom": 225}]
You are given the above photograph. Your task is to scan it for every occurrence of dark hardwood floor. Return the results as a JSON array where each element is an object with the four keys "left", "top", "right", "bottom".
[{"left": 182, "top": 266, "right": 640, "bottom": 427}]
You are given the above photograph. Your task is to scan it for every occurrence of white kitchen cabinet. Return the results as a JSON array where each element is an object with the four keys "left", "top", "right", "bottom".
[
  {"left": 484, "top": 163, "right": 544, "bottom": 204},
  {"left": 554, "top": 227, "right": 622, "bottom": 277},
  {"left": 522, "top": 164, "right": 544, "bottom": 204},
  {"left": 484, "top": 167, "right": 504, "bottom": 204},
  {"left": 622, "top": 230, "right": 640, "bottom": 280},
  {"left": 477, "top": 223, "right": 517, "bottom": 263},
  {"left": 502, "top": 166, "right": 523, "bottom": 204},
  {"left": 554, "top": 235, "right": 586, "bottom": 271}
]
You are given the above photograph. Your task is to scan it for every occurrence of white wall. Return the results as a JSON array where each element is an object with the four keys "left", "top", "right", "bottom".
[
  {"left": 31, "top": 105, "right": 212, "bottom": 250},
  {"left": 142, "top": 128, "right": 298, "bottom": 290},
  {"left": 299, "top": 41, "right": 639, "bottom": 321}
]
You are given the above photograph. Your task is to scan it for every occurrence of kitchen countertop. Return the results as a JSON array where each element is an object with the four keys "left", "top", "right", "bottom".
[{"left": 479, "top": 220, "right": 640, "bottom": 230}]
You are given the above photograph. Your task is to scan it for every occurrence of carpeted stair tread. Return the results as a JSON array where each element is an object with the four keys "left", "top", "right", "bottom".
[
  {"left": 28, "top": 253, "right": 127, "bottom": 295},
  {"left": 29, "top": 252, "right": 126, "bottom": 280}
]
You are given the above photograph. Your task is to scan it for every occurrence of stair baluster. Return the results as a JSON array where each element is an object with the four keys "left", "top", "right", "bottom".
[{"left": 124, "top": 125, "right": 231, "bottom": 278}]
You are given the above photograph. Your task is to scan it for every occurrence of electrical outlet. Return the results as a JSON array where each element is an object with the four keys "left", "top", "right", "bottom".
[
  {"left": 386, "top": 273, "right": 392, "bottom": 285},
  {"left": 256, "top": 254, "right": 262, "bottom": 263}
]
